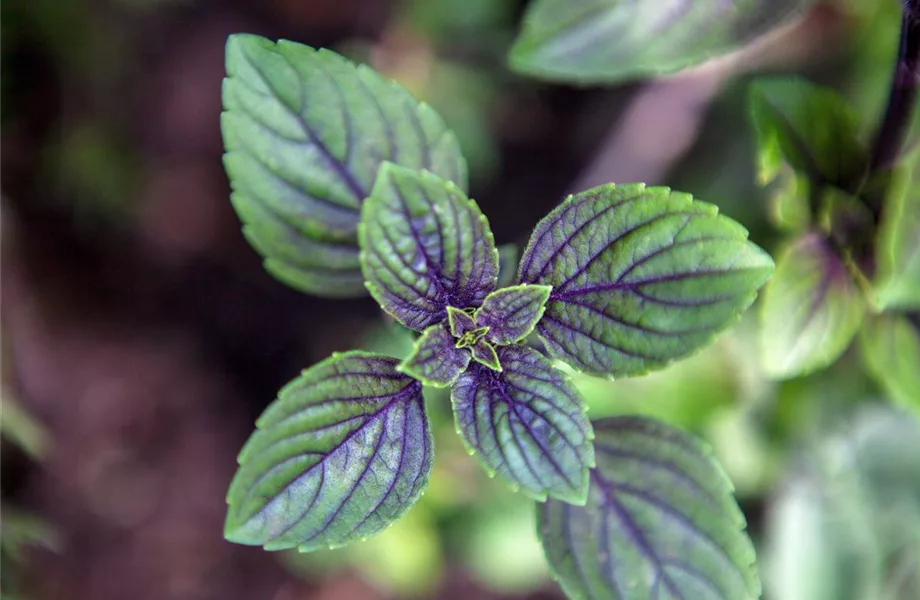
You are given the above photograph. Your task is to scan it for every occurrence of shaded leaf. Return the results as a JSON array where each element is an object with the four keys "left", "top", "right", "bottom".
[
  {"left": 858, "top": 314, "right": 920, "bottom": 414},
  {"left": 398, "top": 324, "right": 470, "bottom": 387},
  {"left": 519, "top": 183, "right": 774, "bottom": 378},
  {"left": 360, "top": 164, "right": 498, "bottom": 331},
  {"left": 509, "top": 0, "right": 814, "bottom": 83},
  {"left": 760, "top": 233, "right": 866, "bottom": 379},
  {"left": 222, "top": 34, "right": 466, "bottom": 297},
  {"left": 476, "top": 284, "right": 552, "bottom": 345},
  {"left": 225, "top": 351, "right": 432, "bottom": 551},
  {"left": 451, "top": 345, "right": 594, "bottom": 503},
  {"left": 750, "top": 77, "right": 867, "bottom": 190},
  {"left": 538, "top": 416, "right": 760, "bottom": 600},
  {"left": 470, "top": 338, "right": 502, "bottom": 371}
]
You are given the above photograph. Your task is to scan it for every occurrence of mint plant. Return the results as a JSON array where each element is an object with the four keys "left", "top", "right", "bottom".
[{"left": 221, "top": 33, "right": 775, "bottom": 599}]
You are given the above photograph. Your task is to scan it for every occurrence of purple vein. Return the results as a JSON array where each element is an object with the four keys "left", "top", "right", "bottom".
[{"left": 594, "top": 446, "right": 719, "bottom": 505}]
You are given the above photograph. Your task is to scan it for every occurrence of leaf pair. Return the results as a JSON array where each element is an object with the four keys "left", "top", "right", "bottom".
[{"left": 222, "top": 34, "right": 466, "bottom": 297}]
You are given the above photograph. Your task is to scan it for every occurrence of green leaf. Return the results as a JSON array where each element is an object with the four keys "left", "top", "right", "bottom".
[
  {"left": 508, "top": 0, "right": 814, "bottom": 84},
  {"left": 759, "top": 233, "right": 866, "bottom": 379},
  {"left": 476, "top": 284, "right": 552, "bottom": 345},
  {"left": 875, "top": 164, "right": 920, "bottom": 309},
  {"left": 858, "top": 314, "right": 920, "bottom": 414},
  {"left": 451, "top": 345, "right": 594, "bottom": 503},
  {"left": 749, "top": 77, "right": 867, "bottom": 190},
  {"left": 224, "top": 351, "right": 433, "bottom": 551},
  {"left": 360, "top": 164, "right": 499, "bottom": 331},
  {"left": 398, "top": 324, "right": 471, "bottom": 387},
  {"left": 538, "top": 416, "right": 760, "bottom": 600},
  {"left": 447, "top": 305, "right": 477, "bottom": 338},
  {"left": 222, "top": 34, "right": 467, "bottom": 297},
  {"left": 519, "top": 183, "right": 774, "bottom": 378},
  {"left": 469, "top": 338, "right": 502, "bottom": 371}
]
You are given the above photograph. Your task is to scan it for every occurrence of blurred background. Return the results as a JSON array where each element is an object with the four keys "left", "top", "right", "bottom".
[{"left": 1, "top": 0, "right": 918, "bottom": 599}]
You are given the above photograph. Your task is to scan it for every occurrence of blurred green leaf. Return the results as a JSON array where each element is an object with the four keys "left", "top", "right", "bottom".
[
  {"left": 874, "top": 162, "right": 920, "bottom": 310},
  {"left": 0, "top": 393, "right": 51, "bottom": 460},
  {"left": 749, "top": 77, "right": 867, "bottom": 191},
  {"left": 858, "top": 313, "right": 920, "bottom": 414},
  {"left": 508, "top": 0, "right": 815, "bottom": 83},
  {"left": 760, "top": 233, "right": 866, "bottom": 379},
  {"left": 538, "top": 416, "right": 761, "bottom": 600}
]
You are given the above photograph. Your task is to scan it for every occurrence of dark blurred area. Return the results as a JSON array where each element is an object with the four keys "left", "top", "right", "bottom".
[{"left": 1, "top": 1, "right": 916, "bottom": 599}]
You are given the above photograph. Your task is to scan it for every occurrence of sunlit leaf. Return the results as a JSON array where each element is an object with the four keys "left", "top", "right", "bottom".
[
  {"left": 225, "top": 351, "right": 433, "bottom": 551},
  {"left": 476, "top": 284, "right": 552, "bottom": 345},
  {"left": 508, "top": 0, "right": 815, "bottom": 83},
  {"left": 760, "top": 233, "right": 866, "bottom": 379},
  {"left": 451, "top": 345, "right": 594, "bottom": 503},
  {"left": 398, "top": 324, "right": 470, "bottom": 387},
  {"left": 539, "top": 416, "right": 760, "bottom": 600},
  {"left": 858, "top": 314, "right": 920, "bottom": 414},
  {"left": 519, "top": 183, "right": 774, "bottom": 377},
  {"left": 222, "top": 34, "right": 466, "bottom": 297},
  {"left": 360, "top": 164, "right": 498, "bottom": 331},
  {"left": 749, "top": 77, "right": 867, "bottom": 190}
]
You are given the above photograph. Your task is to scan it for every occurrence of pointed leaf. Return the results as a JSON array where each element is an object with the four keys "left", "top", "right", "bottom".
[
  {"left": 858, "top": 314, "right": 920, "bottom": 415},
  {"left": 398, "top": 325, "right": 470, "bottom": 387},
  {"left": 749, "top": 77, "right": 867, "bottom": 190},
  {"left": 519, "top": 183, "right": 774, "bottom": 378},
  {"left": 875, "top": 163, "right": 920, "bottom": 309},
  {"left": 476, "top": 284, "right": 552, "bottom": 345},
  {"left": 447, "top": 306, "right": 477, "bottom": 338},
  {"left": 760, "top": 233, "right": 866, "bottom": 379},
  {"left": 538, "top": 416, "right": 760, "bottom": 600},
  {"left": 224, "top": 351, "right": 433, "bottom": 551},
  {"left": 508, "top": 0, "right": 815, "bottom": 83},
  {"left": 470, "top": 339, "right": 502, "bottom": 371},
  {"left": 360, "top": 164, "right": 499, "bottom": 331},
  {"left": 222, "top": 34, "right": 466, "bottom": 297},
  {"left": 451, "top": 345, "right": 594, "bottom": 503}
]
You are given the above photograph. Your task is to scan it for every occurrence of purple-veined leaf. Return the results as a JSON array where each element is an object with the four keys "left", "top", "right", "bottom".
[
  {"left": 398, "top": 324, "right": 470, "bottom": 387},
  {"left": 360, "top": 164, "right": 499, "bottom": 331},
  {"left": 451, "top": 345, "right": 594, "bottom": 503},
  {"left": 760, "top": 232, "right": 866, "bottom": 379},
  {"left": 469, "top": 338, "right": 502, "bottom": 371},
  {"left": 224, "top": 351, "right": 432, "bottom": 552},
  {"left": 519, "top": 183, "right": 774, "bottom": 378},
  {"left": 539, "top": 416, "right": 760, "bottom": 600},
  {"left": 447, "top": 306, "right": 477, "bottom": 338},
  {"left": 222, "top": 34, "right": 466, "bottom": 297},
  {"left": 476, "top": 284, "right": 552, "bottom": 345}
]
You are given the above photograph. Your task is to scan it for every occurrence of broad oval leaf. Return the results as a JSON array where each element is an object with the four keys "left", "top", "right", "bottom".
[
  {"left": 760, "top": 233, "right": 866, "bottom": 379},
  {"left": 360, "top": 163, "right": 499, "bottom": 331},
  {"left": 451, "top": 344, "right": 594, "bottom": 503},
  {"left": 519, "top": 183, "right": 774, "bottom": 378},
  {"left": 749, "top": 77, "right": 867, "bottom": 190},
  {"left": 476, "top": 284, "right": 553, "bottom": 345},
  {"left": 222, "top": 34, "right": 467, "bottom": 297},
  {"left": 858, "top": 314, "right": 920, "bottom": 415},
  {"left": 398, "top": 324, "right": 470, "bottom": 387},
  {"left": 225, "top": 351, "right": 433, "bottom": 551},
  {"left": 508, "top": 0, "right": 815, "bottom": 83},
  {"left": 538, "top": 416, "right": 760, "bottom": 600}
]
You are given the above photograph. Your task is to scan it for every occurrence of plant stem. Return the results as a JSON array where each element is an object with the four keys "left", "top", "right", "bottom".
[{"left": 868, "top": 1, "right": 920, "bottom": 174}]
